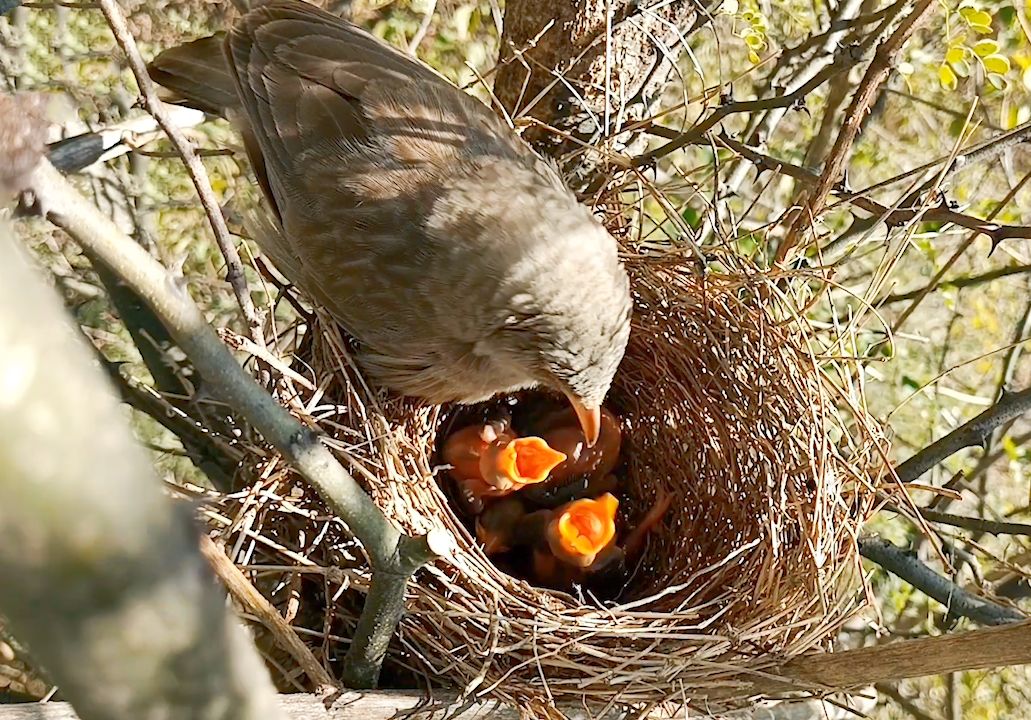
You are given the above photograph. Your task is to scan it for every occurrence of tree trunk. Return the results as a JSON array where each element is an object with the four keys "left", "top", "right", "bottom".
[{"left": 495, "top": 0, "right": 698, "bottom": 186}]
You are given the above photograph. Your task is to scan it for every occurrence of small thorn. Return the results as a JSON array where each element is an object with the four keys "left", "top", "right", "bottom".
[{"left": 988, "top": 235, "right": 1003, "bottom": 257}]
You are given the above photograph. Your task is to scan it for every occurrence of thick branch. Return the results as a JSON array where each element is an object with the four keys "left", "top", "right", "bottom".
[
  {"left": 24, "top": 159, "right": 449, "bottom": 688},
  {"left": 494, "top": 0, "right": 696, "bottom": 184},
  {"left": 858, "top": 537, "right": 1024, "bottom": 626},
  {"left": 894, "top": 387, "right": 1031, "bottom": 484},
  {"left": 0, "top": 220, "right": 283, "bottom": 720}
]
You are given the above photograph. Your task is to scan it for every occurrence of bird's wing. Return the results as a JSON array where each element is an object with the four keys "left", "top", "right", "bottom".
[{"left": 225, "top": 0, "right": 522, "bottom": 219}]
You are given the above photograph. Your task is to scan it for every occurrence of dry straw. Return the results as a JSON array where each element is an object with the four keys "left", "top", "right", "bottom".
[{"left": 210, "top": 209, "right": 888, "bottom": 715}]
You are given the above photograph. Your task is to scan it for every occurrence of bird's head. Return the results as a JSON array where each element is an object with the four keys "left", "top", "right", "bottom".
[{"left": 492, "top": 211, "right": 632, "bottom": 446}]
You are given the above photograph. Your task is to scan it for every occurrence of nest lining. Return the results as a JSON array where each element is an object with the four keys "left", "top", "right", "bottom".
[{"left": 208, "top": 245, "right": 886, "bottom": 714}]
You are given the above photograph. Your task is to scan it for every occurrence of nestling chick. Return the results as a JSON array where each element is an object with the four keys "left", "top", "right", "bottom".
[
  {"left": 443, "top": 419, "right": 566, "bottom": 514},
  {"left": 519, "top": 407, "right": 622, "bottom": 508}
]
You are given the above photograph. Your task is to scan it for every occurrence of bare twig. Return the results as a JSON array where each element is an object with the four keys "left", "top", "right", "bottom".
[
  {"left": 657, "top": 131, "right": 1031, "bottom": 244},
  {"left": 858, "top": 537, "right": 1024, "bottom": 626},
  {"left": 893, "top": 387, "right": 1031, "bottom": 485},
  {"left": 96, "top": 0, "right": 266, "bottom": 348},
  {"left": 879, "top": 264, "right": 1031, "bottom": 305},
  {"left": 24, "top": 159, "right": 453, "bottom": 689},
  {"left": 777, "top": 0, "right": 936, "bottom": 261},
  {"left": 915, "top": 509, "right": 1031, "bottom": 537}
]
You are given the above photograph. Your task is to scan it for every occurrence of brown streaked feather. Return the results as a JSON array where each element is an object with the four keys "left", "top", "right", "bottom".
[{"left": 148, "top": 0, "right": 633, "bottom": 413}]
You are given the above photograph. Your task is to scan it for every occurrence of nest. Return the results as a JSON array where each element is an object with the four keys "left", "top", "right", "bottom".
[{"left": 209, "top": 243, "right": 886, "bottom": 715}]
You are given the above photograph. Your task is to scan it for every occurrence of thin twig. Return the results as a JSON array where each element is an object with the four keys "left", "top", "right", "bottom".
[
  {"left": 96, "top": 0, "right": 266, "bottom": 348},
  {"left": 880, "top": 264, "right": 1031, "bottom": 305},
  {"left": 893, "top": 386, "right": 1031, "bottom": 485},
  {"left": 199, "top": 536, "right": 336, "bottom": 689},
  {"left": 663, "top": 132, "right": 1031, "bottom": 244},
  {"left": 915, "top": 509, "right": 1031, "bottom": 537},
  {"left": 859, "top": 537, "right": 1025, "bottom": 626}
]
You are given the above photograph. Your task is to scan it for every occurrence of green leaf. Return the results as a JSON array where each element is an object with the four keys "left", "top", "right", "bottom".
[
  {"left": 983, "top": 54, "right": 1011, "bottom": 74},
  {"left": 964, "top": 9, "right": 993, "bottom": 27},
  {"left": 1002, "top": 435, "right": 1022, "bottom": 461},
  {"left": 969, "top": 23, "right": 994, "bottom": 34},
  {"left": 748, "top": 48, "right": 761, "bottom": 63},
  {"left": 973, "top": 39, "right": 999, "bottom": 56},
  {"left": 946, "top": 45, "right": 967, "bottom": 65},
  {"left": 681, "top": 206, "right": 701, "bottom": 228},
  {"left": 939, "top": 63, "right": 959, "bottom": 91}
]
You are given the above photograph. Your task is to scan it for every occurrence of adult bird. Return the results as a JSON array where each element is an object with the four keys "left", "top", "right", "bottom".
[{"left": 148, "top": 0, "right": 632, "bottom": 445}]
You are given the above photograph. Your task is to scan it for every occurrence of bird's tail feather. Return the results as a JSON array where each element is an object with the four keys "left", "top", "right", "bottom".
[{"left": 147, "top": 34, "right": 238, "bottom": 117}]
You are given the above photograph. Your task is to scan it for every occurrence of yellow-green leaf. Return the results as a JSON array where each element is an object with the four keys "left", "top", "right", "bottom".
[
  {"left": 939, "top": 63, "right": 959, "bottom": 90},
  {"left": 983, "top": 54, "right": 1011, "bottom": 74},
  {"left": 973, "top": 39, "right": 999, "bottom": 57},
  {"left": 748, "top": 48, "right": 761, "bottom": 64},
  {"left": 744, "top": 32, "right": 766, "bottom": 49},
  {"left": 965, "top": 9, "right": 993, "bottom": 27},
  {"left": 946, "top": 45, "right": 967, "bottom": 64},
  {"left": 951, "top": 58, "right": 971, "bottom": 77},
  {"left": 969, "top": 23, "right": 994, "bottom": 34}
]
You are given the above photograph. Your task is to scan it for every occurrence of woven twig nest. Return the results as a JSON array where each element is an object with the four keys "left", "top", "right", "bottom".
[{"left": 216, "top": 244, "right": 886, "bottom": 715}]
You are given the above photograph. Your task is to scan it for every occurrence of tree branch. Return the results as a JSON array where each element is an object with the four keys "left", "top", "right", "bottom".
[
  {"left": 22, "top": 159, "right": 452, "bottom": 688},
  {"left": 777, "top": 0, "right": 936, "bottom": 261},
  {"left": 914, "top": 509, "right": 1031, "bottom": 537},
  {"left": 893, "top": 387, "right": 1031, "bottom": 484},
  {"left": 858, "top": 537, "right": 1024, "bottom": 626},
  {"left": 880, "top": 264, "right": 1031, "bottom": 305},
  {"left": 96, "top": 0, "right": 266, "bottom": 348},
  {"left": 649, "top": 131, "right": 1031, "bottom": 244},
  {"left": 0, "top": 217, "right": 284, "bottom": 719}
]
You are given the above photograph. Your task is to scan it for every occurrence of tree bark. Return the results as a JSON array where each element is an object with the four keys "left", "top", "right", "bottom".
[{"left": 494, "top": 0, "right": 698, "bottom": 186}]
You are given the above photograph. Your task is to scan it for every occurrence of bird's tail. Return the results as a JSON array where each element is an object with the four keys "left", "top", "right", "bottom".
[{"left": 147, "top": 34, "right": 238, "bottom": 118}]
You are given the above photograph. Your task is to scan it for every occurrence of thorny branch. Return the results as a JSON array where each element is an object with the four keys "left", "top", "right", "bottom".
[
  {"left": 777, "top": 0, "right": 937, "bottom": 261},
  {"left": 858, "top": 537, "right": 1024, "bottom": 626},
  {"left": 893, "top": 386, "right": 1031, "bottom": 485},
  {"left": 23, "top": 159, "right": 453, "bottom": 689},
  {"left": 645, "top": 130, "right": 1031, "bottom": 245}
]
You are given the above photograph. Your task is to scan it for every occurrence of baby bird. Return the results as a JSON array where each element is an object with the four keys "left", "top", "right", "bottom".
[
  {"left": 519, "top": 407, "right": 622, "bottom": 508},
  {"left": 443, "top": 418, "right": 566, "bottom": 514},
  {"left": 475, "top": 493, "right": 622, "bottom": 588}
]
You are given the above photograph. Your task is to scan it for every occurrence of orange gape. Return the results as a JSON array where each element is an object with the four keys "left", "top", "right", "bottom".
[
  {"left": 519, "top": 407, "right": 622, "bottom": 507},
  {"left": 442, "top": 421, "right": 566, "bottom": 511},
  {"left": 546, "top": 493, "right": 619, "bottom": 567}
]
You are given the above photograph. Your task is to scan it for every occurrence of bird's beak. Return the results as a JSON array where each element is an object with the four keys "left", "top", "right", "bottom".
[{"left": 564, "top": 391, "right": 601, "bottom": 447}]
